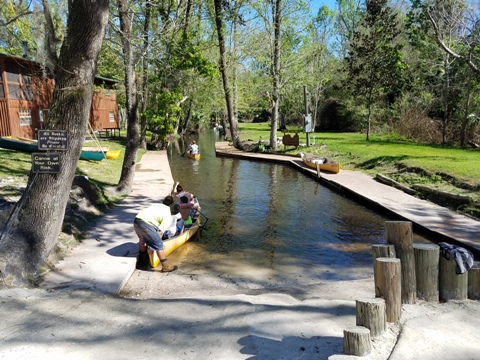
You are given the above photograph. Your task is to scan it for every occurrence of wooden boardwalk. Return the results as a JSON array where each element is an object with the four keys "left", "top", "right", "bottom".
[{"left": 215, "top": 141, "right": 480, "bottom": 256}]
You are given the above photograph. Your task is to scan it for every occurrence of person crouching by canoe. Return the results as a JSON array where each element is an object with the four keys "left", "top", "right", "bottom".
[
  {"left": 134, "top": 195, "right": 177, "bottom": 272},
  {"left": 179, "top": 194, "right": 200, "bottom": 226},
  {"left": 188, "top": 141, "right": 199, "bottom": 154}
]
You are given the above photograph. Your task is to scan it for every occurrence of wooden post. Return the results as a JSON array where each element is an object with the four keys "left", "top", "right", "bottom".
[
  {"left": 468, "top": 261, "right": 480, "bottom": 300},
  {"left": 374, "top": 257, "right": 401, "bottom": 323},
  {"left": 343, "top": 326, "right": 371, "bottom": 356},
  {"left": 372, "top": 244, "right": 396, "bottom": 296},
  {"left": 439, "top": 255, "right": 468, "bottom": 301},
  {"left": 385, "top": 221, "right": 416, "bottom": 304},
  {"left": 316, "top": 162, "right": 321, "bottom": 178},
  {"left": 413, "top": 243, "right": 440, "bottom": 302},
  {"left": 372, "top": 244, "right": 396, "bottom": 259},
  {"left": 356, "top": 298, "right": 386, "bottom": 337}
]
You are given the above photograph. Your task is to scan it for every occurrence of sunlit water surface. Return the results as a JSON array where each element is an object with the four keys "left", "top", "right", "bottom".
[{"left": 167, "top": 130, "right": 430, "bottom": 282}]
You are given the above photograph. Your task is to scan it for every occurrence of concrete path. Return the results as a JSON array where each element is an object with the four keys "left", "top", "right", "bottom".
[
  {"left": 39, "top": 151, "right": 175, "bottom": 294},
  {"left": 1, "top": 144, "right": 480, "bottom": 360}
]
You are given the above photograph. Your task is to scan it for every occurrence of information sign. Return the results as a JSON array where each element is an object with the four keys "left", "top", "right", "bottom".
[
  {"left": 304, "top": 114, "right": 314, "bottom": 133},
  {"left": 38, "top": 130, "right": 68, "bottom": 150},
  {"left": 32, "top": 153, "right": 61, "bottom": 173}
]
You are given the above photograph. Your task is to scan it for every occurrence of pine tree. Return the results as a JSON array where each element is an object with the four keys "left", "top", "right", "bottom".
[{"left": 345, "top": 0, "right": 405, "bottom": 140}]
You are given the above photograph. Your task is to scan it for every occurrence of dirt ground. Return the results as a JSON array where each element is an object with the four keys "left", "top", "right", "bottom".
[{"left": 120, "top": 240, "right": 480, "bottom": 360}]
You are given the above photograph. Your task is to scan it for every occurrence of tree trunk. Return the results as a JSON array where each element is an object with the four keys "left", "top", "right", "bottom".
[
  {"left": 139, "top": 1, "right": 152, "bottom": 150},
  {"left": 460, "top": 70, "right": 472, "bottom": 147},
  {"left": 366, "top": 88, "right": 372, "bottom": 141},
  {"left": 270, "top": 0, "right": 281, "bottom": 151},
  {"left": 213, "top": 0, "right": 239, "bottom": 147},
  {"left": 442, "top": 54, "right": 450, "bottom": 145},
  {"left": 0, "top": 0, "right": 109, "bottom": 284},
  {"left": 116, "top": 0, "right": 140, "bottom": 194}
]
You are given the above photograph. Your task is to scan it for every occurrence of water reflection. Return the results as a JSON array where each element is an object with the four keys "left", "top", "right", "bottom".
[{"left": 168, "top": 130, "right": 429, "bottom": 282}]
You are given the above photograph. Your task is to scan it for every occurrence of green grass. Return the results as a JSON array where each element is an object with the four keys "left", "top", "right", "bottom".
[
  {"left": 0, "top": 139, "right": 126, "bottom": 184},
  {"left": 0, "top": 136, "right": 146, "bottom": 202}
]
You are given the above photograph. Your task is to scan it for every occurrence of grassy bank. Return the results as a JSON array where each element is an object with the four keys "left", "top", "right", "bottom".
[{"left": 238, "top": 123, "right": 480, "bottom": 218}]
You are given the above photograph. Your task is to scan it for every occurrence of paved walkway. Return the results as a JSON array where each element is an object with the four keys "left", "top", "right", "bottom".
[
  {"left": 39, "top": 151, "right": 175, "bottom": 294},
  {"left": 215, "top": 141, "right": 480, "bottom": 256}
]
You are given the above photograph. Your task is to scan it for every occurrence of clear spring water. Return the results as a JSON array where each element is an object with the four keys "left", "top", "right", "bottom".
[{"left": 168, "top": 130, "right": 430, "bottom": 281}]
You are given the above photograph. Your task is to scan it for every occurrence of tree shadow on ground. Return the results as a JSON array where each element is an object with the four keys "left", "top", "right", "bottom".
[
  {"left": 356, "top": 155, "right": 410, "bottom": 170},
  {"left": 238, "top": 334, "right": 342, "bottom": 360}
]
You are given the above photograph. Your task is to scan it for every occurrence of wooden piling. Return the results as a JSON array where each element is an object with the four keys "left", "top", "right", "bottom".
[
  {"left": 385, "top": 221, "right": 416, "bottom": 304},
  {"left": 343, "top": 326, "right": 371, "bottom": 356},
  {"left": 356, "top": 298, "right": 386, "bottom": 337},
  {"left": 374, "top": 257, "right": 401, "bottom": 323},
  {"left": 372, "top": 244, "right": 396, "bottom": 259},
  {"left": 468, "top": 261, "right": 480, "bottom": 300},
  {"left": 413, "top": 243, "right": 440, "bottom": 302},
  {"left": 439, "top": 255, "right": 468, "bottom": 301}
]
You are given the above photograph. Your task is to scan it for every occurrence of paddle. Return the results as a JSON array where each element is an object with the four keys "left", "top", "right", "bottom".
[{"left": 196, "top": 210, "right": 209, "bottom": 229}]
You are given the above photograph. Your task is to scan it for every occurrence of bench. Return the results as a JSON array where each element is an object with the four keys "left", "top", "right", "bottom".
[
  {"left": 282, "top": 131, "right": 299, "bottom": 149},
  {"left": 98, "top": 127, "right": 121, "bottom": 139}
]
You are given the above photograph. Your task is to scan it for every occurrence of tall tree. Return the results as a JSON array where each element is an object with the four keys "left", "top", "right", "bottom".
[
  {"left": 213, "top": 0, "right": 240, "bottom": 146},
  {"left": 269, "top": 0, "right": 281, "bottom": 150},
  {"left": 335, "top": 0, "right": 364, "bottom": 57},
  {"left": 115, "top": 0, "right": 140, "bottom": 194},
  {"left": 139, "top": 1, "right": 152, "bottom": 150},
  {"left": 345, "top": 0, "right": 404, "bottom": 140},
  {"left": 0, "top": 0, "right": 109, "bottom": 284},
  {"left": 408, "top": 0, "right": 475, "bottom": 144},
  {"left": 425, "top": 0, "right": 480, "bottom": 75}
]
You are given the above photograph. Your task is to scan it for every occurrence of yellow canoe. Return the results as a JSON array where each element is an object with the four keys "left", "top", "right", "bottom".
[
  {"left": 186, "top": 152, "right": 201, "bottom": 160},
  {"left": 106, "top": 149, "right": 121, "bottom": 159},
  {"left": 300, "top": 152, "right": 340, "bottom": 174},
  {"left": 149, "top": 217, "right": 201, "bottom": 267}
]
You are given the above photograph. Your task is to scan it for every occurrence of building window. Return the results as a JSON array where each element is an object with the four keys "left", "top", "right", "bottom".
[
  {"left": 109, "top": 112, "right": 115, "bottom": 123},
  {"left": 5, "top": 62, "right": 34, "bottom": 100},
  {"left": 19, "top": 109, "right": 32, "bottom": 126},
  {"left": 40, "top": 109, "right": 49, "bottom": 124}
]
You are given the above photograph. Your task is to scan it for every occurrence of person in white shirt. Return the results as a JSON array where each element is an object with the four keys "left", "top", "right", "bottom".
[{"left": 188, "top": 141, "right": 199, "bottom": 154}]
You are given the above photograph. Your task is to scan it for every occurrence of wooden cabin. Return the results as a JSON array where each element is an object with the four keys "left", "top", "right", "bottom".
[{"left": 0, "top": 53, "right": 119, "bottom": 139}]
